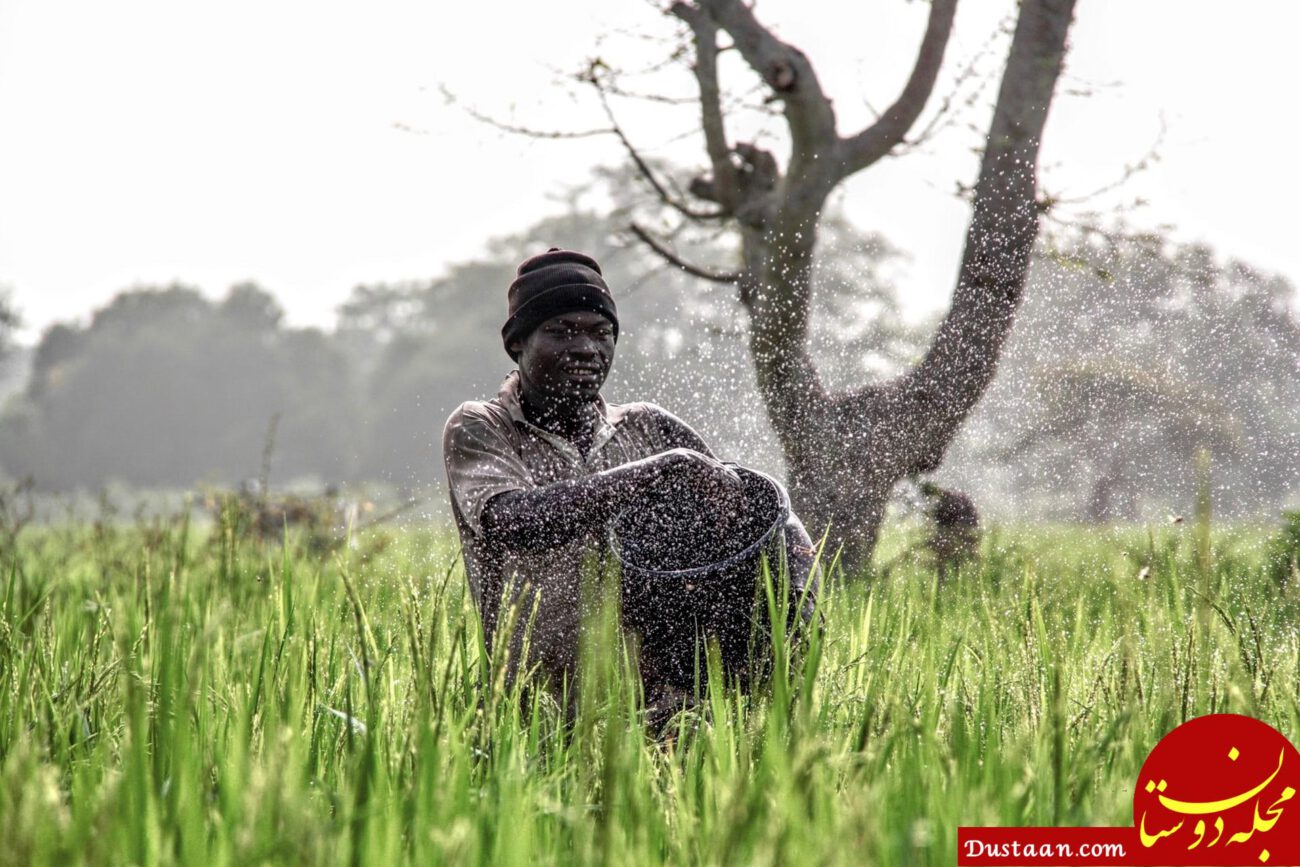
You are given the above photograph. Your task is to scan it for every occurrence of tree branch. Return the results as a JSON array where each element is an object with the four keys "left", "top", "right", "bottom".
[
  {"left": 670, "top": 1, "right": 739, "bottom": 212},
  {"left": 837, "top": 0, "right": 959, "bottom": 176},
  {"left": 629, "top": 223, "right": 744, "bottom": 284},
  {"left": 695, "top": 0, "right": 838, "bottom": 172},
  {"left": 894, "top": 13, "right": 1010, "bottom": 156},
  {"left": 898, "top": 0, "right": 1077, "bottom": 472}
]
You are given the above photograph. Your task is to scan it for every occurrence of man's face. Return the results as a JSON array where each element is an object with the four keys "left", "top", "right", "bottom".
[{"left": 511, "top": 310, "right": 616, "bottom": 407}]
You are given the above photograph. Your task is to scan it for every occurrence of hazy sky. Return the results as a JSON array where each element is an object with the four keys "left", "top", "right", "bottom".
[{"left": 2, "top": 0, "right": 1297, "bottom": 341}]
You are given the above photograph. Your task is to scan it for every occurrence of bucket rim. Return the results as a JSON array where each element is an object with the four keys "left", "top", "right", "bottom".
[{"left": 609, "top": 464, "right": 791, "bottom": 579}]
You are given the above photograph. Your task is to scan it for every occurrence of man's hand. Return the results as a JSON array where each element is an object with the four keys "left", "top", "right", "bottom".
[
  {"left": 643, "top": 447, "right": 742, "bottom": 497},
  {"left": 660, "top": 449, "right": 748, "bottom": 528}
]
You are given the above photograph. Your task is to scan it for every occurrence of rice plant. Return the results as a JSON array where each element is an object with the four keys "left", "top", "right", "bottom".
[{"left": 0, "top": 510, "right": 1295, "bottom": 865}]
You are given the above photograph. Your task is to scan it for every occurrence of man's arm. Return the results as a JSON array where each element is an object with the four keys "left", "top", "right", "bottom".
[
  {"left": 481, "top": 448, "right": 739, "bottom": 552},
  {"left": 646, "top": 404, "right": 717, "bottom": 456}
]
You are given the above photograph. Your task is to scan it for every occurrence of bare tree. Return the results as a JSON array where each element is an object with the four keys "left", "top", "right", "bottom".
[{"left": 602, "top": 0, "right": 1079, "bottom": 567}]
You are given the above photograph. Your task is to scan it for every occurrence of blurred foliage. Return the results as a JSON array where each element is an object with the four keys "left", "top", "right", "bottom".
[
  {"left": 204, "top": 487, "right": 350, "bottom": 557},
  {"left": 0, "top": 184, "right": 1296, "bottom": 525},
  {"left": 944, "top": 227, "right": 1300, "bottom": 522},
  {"left": 0, "top": 289, "right": 19, "bottom": 357},
  {"left": 1265, "top": 511, "right": 1300, "bottom": 587}
]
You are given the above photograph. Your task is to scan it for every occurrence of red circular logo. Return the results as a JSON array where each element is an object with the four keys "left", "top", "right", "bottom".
[{"left": 1134, "top": 714, "right": 1300, "bottom": 865}]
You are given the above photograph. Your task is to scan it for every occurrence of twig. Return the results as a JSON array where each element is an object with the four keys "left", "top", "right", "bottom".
[
  {"left": 586, "top": 68, "right": 728, "bottom": 221},
  {"left": 628, "top": 223, "right": 743, "bottom": 284},
  {"left": 1040, "top": 115, "right": 1167, "bottom": 209},
  {"left": 437, "top": 84, "right": 614, "bottom": 140}
]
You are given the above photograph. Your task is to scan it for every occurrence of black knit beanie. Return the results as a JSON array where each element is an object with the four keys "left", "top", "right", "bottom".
[{"left": 501, "top": 248, "right": 619, "bottom": 359}]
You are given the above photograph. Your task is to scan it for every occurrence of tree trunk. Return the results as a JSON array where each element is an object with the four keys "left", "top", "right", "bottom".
[{"left": 743, "top": 0, "right": 1078, "bottom": 568}]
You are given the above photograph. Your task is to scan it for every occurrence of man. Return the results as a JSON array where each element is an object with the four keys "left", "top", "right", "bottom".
[{"left": 442, "top": 248, "right": 813, "bottom": 707}]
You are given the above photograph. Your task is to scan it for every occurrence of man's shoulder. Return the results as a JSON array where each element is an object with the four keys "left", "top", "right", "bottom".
[
  {"left": 443, "top": 398, "right": 516, "bottom": 448},
  {"left": 609, "top": 400, "right": 701, "bottom": 438},
  {"left": 446, "top": 398, "right": 510, "bottom": 428}
]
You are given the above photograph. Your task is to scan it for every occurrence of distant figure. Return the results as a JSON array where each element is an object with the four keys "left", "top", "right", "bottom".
[
  {"left": 441, "top": 248, "right": 816, "bottom": 719},
  {"left": 920, "top": 482, "right": 981, "bottom": 582}
]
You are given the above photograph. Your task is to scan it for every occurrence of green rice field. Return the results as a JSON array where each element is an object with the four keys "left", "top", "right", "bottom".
[{"left": 1, "top": 507, "right": 1297, "bottom": 865}]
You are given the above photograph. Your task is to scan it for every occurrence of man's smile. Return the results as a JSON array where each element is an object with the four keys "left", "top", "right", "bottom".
[{"left": 562, "top": 362, "right": 604, "bottom": 382}]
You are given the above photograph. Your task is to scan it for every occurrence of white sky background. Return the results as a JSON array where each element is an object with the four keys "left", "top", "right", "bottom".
[{"left": 1, "top": 0, "right": 1298, "bottom": 341}]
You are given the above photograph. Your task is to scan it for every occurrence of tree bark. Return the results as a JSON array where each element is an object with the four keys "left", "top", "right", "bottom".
[{"left": 656, "top": 0, "right": 1078, "bottom": 569}]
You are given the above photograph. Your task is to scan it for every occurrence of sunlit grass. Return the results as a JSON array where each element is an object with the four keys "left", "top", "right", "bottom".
[{"left": 1, "top": 513, "right": 1296, "bottom": 865}]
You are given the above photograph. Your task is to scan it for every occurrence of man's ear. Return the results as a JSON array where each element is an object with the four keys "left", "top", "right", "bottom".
[{"left": 507, "top": 339, "right": 522, "bottom": 360}]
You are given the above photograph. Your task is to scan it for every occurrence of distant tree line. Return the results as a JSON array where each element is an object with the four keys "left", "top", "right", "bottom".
[
  {"left": 2, "top": 284, "right": 354, "bottom": 488},
  {"left": 1, "top": 206, "right": 1296, "bottom": 522}
]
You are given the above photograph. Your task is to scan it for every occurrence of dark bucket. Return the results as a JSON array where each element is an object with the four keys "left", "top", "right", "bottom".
[{"left": 610, "top": 465, "right": 810, "bottom": 690}]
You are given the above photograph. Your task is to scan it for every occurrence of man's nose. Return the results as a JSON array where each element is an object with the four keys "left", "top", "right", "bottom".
[{"left": 568, "top": 335, "right": 600, "bottom": 357}]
